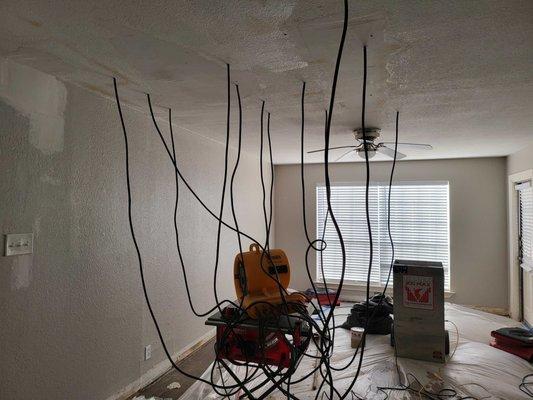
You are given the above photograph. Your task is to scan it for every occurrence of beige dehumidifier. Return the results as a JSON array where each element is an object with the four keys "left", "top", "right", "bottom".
[{"left": 392, "top": 259, "right": 448, "bottom": 363}]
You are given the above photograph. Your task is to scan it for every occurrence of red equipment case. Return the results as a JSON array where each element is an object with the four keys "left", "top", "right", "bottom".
[{"left": 206, "top": 307, "right": 311, "bottom": 368}]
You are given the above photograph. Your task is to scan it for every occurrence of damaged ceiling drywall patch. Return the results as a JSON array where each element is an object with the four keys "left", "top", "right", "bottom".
[
  {"left": 0, "top": 1, "right": 532, "bottom": 163},
  {"left": 0, "top": 57, "right": 66, "bottom": 155}
]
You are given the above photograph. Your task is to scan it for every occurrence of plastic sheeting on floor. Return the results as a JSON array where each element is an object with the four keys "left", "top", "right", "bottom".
[{"left": 180, "top": 303, "right": 533, "bottom": 399}]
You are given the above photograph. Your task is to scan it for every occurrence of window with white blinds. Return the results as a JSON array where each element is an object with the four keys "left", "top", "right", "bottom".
[
  {"left": 518, "top": 181, "right": 533, "bottom": 271},
  {"left": 316, "top": 182, "right": 450, "bottom": 290}
]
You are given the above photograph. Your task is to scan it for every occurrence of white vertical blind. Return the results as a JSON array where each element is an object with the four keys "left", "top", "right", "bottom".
[
  {"left": 518, "top": 182, "right": 533, "bottom": 271},
  {"left": 316, "top": 182, "right": 450, "bottom": 290}
]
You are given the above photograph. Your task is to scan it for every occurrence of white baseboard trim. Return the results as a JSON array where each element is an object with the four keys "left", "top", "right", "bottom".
[
  {"left": 104, "top": 328, "right": 216, "bottom": 400},
  {"left": 463, "top": 305, "right": 509, "bottom": 317}
]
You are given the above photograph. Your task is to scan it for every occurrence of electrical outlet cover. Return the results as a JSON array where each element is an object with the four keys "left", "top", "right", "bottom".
[{"left": 144, "top": 345, "right": 152, "bottom": 361}]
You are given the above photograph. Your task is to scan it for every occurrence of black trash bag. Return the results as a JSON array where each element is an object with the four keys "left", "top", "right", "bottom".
[{"left": 341, "top": 293, "right": 393, "bottom": 335}]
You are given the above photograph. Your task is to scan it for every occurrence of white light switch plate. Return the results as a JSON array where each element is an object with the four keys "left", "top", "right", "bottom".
[{"left": 4, "top": 233, "right": 33, "bottom": 256}]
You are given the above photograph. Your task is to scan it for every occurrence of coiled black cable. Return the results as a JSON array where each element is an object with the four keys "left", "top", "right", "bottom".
[
  {"left": 112, "top": 0, "right": 411, "bottom": 397},
  {"left": 520, "top": 373, "right": 533, "bottom": 398},
  {"left": 113, "top": 77, "right": 231, "bottom": 388}
]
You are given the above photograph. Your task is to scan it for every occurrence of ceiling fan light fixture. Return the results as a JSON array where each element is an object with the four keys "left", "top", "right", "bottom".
[{"left": 357, "top": 149, "right": 376, "bottom": 159}]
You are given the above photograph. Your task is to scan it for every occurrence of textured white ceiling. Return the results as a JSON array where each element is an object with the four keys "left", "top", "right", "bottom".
[{"left": 1, "top": 0, "right": 532, "bottom": 164}]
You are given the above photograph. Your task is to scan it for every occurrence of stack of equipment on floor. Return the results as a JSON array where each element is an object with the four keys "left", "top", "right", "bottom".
[
  {"left": 490, "top": 327, "right": 533, "bottom": 361},
  {"left": 206, "top": 307, "right": 311, "bottom": 368},
  {"left": 206, "top": 244, "right": 311, "bottom": 368},
  {"left": 393, "top": 259, "right": 447, "bottom": 363}
]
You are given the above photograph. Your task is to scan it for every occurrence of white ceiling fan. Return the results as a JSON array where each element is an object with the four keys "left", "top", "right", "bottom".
[{"left": 308, "top": 128, "right": 433, "bottom": 161}]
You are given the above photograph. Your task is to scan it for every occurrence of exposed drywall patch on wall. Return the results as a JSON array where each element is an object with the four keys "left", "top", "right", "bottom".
[
  {"left": 0, "top": 58, "right": 66, "bottom": 155},
  {"left": 29, "top": 112, "right": 65, "bottom": 155},
  {"left": 10, "top": 256, "right": 32, "bottom": 290}
]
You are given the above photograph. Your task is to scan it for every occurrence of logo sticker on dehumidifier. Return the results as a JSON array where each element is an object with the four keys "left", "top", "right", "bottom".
[{"left": 403, "top": 275, "right": 434, "bottom": 310}]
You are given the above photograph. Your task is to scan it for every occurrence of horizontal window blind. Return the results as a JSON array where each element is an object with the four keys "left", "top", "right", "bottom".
[
  {"left": 518, "top": 182, "right": 533, "bottom": 271},
  {"left": 316, "top": 183, "right": 450, "bottom": 290}
]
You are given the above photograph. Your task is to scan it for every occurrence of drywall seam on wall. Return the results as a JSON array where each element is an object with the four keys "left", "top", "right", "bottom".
[{"left": 0, "top": 57, "right": 66, "bottom": 155}]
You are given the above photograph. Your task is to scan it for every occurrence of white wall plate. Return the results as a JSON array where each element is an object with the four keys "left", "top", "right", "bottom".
[{"left": 4, "top": 233, "right": 33, "bottom": 256}]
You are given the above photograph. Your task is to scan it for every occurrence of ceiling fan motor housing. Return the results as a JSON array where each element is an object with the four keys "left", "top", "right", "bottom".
[{"left": 353, "top": 127, "right": 381, "bottom": 142}]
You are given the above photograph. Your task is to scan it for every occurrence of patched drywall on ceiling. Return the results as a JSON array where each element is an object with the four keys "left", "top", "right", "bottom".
[{"left": 0, "top": 0, "right": 532, "bottom": 163}]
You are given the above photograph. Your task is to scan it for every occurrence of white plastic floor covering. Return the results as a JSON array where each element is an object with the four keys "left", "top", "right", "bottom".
[{"left": 180, "top": 303, "right": 533, "bottom": 399}]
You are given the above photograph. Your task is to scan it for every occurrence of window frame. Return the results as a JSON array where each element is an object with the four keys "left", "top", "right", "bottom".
[
  {"left": 517, "top": 181, "right": 533, "bottom": 272},
  {"left": 315, "top": 180, "right": 451, "bottom": 291},
  {"left": 508, "top": 169, "right": 533, "bottom": 321}
]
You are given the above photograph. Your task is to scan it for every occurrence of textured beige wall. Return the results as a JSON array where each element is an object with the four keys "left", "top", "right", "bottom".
[
  {"left": 0, "top": 61, "right": 269, "bottom": 399},
  {"left": 274, "top": 158, "right": 508, "bottom": 308},
  {"left": 508, "top": 142, "right": 533, "bottom": 175}
]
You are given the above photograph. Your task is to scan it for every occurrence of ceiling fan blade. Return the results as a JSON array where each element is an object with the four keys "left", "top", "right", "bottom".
[
  {"left": 377, "top": 145, "right": 406, "bottom": 160},
  {"left": 334, "top": 148, "right": 355, "bottom": 162},
  {"left": 380, "top": 142, "right": 433, "bottom": 150},
  {"left": 307, "top": 145, "right": 357, "bottom": 154}
]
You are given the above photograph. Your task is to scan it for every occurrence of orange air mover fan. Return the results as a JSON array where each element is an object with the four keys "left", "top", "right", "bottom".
[{"left": 234, "top": 243, "right": 307, "bottom": 319}]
